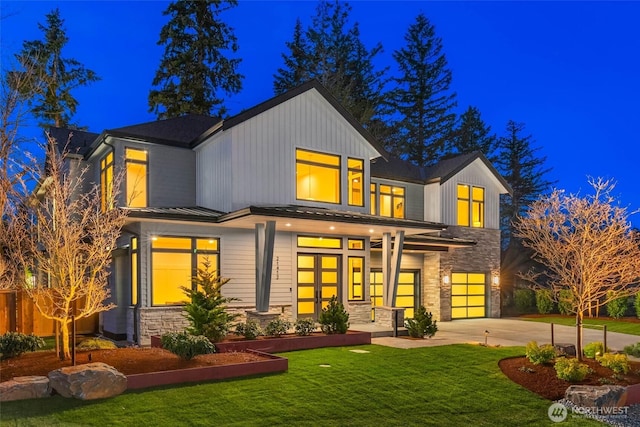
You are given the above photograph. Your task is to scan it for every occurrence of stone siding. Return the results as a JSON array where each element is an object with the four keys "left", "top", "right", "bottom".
[{"left": 347, "top": 301, "right": 372, "bottom": 324}]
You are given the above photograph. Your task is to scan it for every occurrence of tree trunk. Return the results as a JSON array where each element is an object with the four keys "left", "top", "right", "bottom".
[
  {"left": 576, "top": 312, "right": 583, "bottom": 361},
  {"left": 60, "top": 319, "right": 71, "bottom": 360}
]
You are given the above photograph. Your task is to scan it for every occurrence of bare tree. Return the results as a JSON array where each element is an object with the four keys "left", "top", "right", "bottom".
[
  {"left": 516, "top": 178, "right": 640, "bottom": 360},
  {"left": 8, "top": 137, "right": 127, "bottom": 359}
]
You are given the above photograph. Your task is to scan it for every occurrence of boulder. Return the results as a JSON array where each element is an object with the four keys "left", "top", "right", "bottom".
[
  {"left": 48, "top": 362, "right": 127, "bottom": 400},
  {"left": 565, "top": 385, "right": 627, "bottom": 409},
  {"left": 0, "top": 376, "right": 51, "bottom": 402},
  {"left": 554, "top": 344, "right": 576, "bottom": 357}
]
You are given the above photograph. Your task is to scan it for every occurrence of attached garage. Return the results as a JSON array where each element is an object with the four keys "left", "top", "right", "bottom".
[{"left": 451, "top": 272, "right": 486, "bottom": 319}]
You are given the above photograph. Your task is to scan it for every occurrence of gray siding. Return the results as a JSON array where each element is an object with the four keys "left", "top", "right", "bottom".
[
  {"left": 371, "top": 178, "right": 424, "bottom": 221},
  {"left": 195, "top": 132, "right": 232, "bottom": 212},
  {"left": 196, "top": 89, "right": 380, "bottom": 212},
  {"left": 424, "top": 182, "right": 441, "bottom": 222}
]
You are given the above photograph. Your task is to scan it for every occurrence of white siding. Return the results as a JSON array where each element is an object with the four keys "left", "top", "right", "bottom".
[
  {"left": 424, "top": 182, "right": 441, "bottom": 222},
  {"left": 196, "top": 89, "right": 380, "bottom": 212},
  {"left": 440, "top": 159, "right": 503, "bottom": 229}
]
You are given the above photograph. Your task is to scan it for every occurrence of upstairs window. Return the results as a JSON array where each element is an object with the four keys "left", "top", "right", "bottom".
[
  {"left": 296, "top": 149, "right": 340, "bottom": 204},
  {"left": 100, "top": 151, "right": 114, "bottom": 212},
  {"left": 371, "top": 184, "right": 405, "bottom": 218},
  {"left": 347, "top": 158, "right": 364, "bottom": 206},
  {"left": 457, "top": 184, "right": 484, "bottom": 228},
  {"left": 125, "top": 148, "right": 148, "bottom": 207}
]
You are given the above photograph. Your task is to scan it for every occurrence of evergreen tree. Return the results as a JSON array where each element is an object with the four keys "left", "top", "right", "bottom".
[
  {"left": 273, "top": 1, "right": 389, "bottom": 136},
  {"left": 149, "top": 0, "right": 242, "bottom": 119},
  {"left": 449, "top": 106, "right": 497, "bottom": 161},
  {"left": 11, "top": 8, "right": 100, "bottom": 128},
  {"left": 388, "top": 13, "right": 457, "bottom": 166}
]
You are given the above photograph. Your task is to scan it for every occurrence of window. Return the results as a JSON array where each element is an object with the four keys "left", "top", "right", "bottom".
[
  {"left": 100, "top": 151, "right": 114, "bottom": 212},
  {"left": 457, "top": 184, "right": 484, "bottom": 228},
  {"left": 348, "top": 158, "right": 364, "bottom": 206},
  {"left": 131, "top": 237, "right": 138, "bottom": 306},
  {"left": 125, "top": 148, "right": 148, "bottom": 208},
  {"left": 451, "top": 272, "right": 486, "bottom": 318},
  {"left": 296, "top": 149, "right": 340, "bottom": 204},
  {"left": 348, "top": 239, "right": 365, "bottom": 250},
  {"left": 372, "top": 184, "right": 405, "bottom": 218},
  {"left": 297, "top": 235, "right": 342, "bottom": 249},
  {"left": 151, "top": 236, "right": 220, "bottom": 306},
  {"left": 348, "top": 257, "right": 364, "bottom": 301}
]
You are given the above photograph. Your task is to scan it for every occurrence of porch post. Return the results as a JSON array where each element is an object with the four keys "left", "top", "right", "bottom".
[
  {"left": 382, "top": 233, "right": 391, "bottom": 305},
  {"left": 389, "top": 231, "right": 404, "bottom": 306},
  {"left": 255, "top": 221, "right": 276, "bottom": 312}
]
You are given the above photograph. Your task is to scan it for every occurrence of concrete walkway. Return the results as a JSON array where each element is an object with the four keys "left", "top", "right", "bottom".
[{"left": 359, "top": 318, "right": 640, "bottom": 350}]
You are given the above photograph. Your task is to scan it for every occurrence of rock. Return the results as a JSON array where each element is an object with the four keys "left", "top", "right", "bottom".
[
  {"left": 48, "top": 362, "right": 127, "bottom": 400},
  {"left": 554, "top": 344, "right": 576, "bottom": 357},
  {"left": 565, "top": 385, "right": 627, "bottom": 409},
  {"left": 0, "top": 376, "right": 51, "bottom": 402}
]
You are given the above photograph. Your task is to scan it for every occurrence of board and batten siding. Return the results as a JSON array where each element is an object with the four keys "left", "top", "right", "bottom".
[
  {"left": 371, "top": 178, "right": 424, "bottom": 221},
  {"left": 196, "top": 132, "right": 232, "bottom": 212},
  {"left": 196, "top": 88, "right": 381, "bottom": 212},
  {"left": 439, "top": 159, "right": 504, "bottom": 230},
  {"left": 423, "top": 182, "right": 441, "bottom": 222}
]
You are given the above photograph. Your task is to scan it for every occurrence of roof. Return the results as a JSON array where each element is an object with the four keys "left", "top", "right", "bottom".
[
  {"left": 48, "top": 127, "right": 100, "bottom": 157},
  {"left": 370, "top": 155, "right": 425, "bottom": 184},
  {"left": 371, "top": 233, "right": 476, "bottom": 252},
  {"left": 123, "top": 206, "right": 225, "bottom": 222}
]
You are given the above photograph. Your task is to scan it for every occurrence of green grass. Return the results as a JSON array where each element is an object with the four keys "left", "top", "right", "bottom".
[
  {"left": 519, "top": 315, "right": 640, "bottom": 336},
  {"left": 1, "top": 344, "right": 599, "bottom": 426}
]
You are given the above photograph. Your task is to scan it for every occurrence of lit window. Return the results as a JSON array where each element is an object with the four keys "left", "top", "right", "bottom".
[
  {"left": 348, "top": 239, "right": 365, "bottom": 250},
  {"left": 296, "top": 149, "right": 340, "bottom": 204},
  {"left": 378, "top": 184, "right": 405, "bottom": 218},
  {"left": 348, "top": 257, "right": 364, "bottom": 301},
  {"left": 100, "top": 151, "right": 114, "bottom": 212},
  {"left": 370, "top": 184, "right": 376, "bottom": 215},
  {"left": 297, "top": 235, "right": 342, "bottom": 249},
  {"left": 457, "top": 184, "right": 484, "bottom": 228},
  {"left": 151, "top": 236, "right": 220, "bottom": 306},
  {"left": 125, "top": 148, "right": 148, "bottom": 208},
  {"left": 348, "top": 158, "right": 364, "bottom": 206},
  {"left": 131, "top": 237, "right": 138, "bottom": 306}
]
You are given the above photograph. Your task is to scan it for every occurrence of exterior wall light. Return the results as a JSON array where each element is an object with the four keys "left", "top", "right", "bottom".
[{"left": 443, "top": 275, "right": 450, "bottom": 285}]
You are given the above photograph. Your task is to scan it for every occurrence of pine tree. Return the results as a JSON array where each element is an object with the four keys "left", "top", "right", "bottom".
[
  {"left": 449, "top": 106, "right": 497, "bottom": 161},
  {"left": 149, "top": 0, "right": 242, "bottom": 119},
  {"left": 11, "top": 8, "right": 100, "bottom": 128},
  {"left": 388, "top": 13, "right": 457, "bottom": 166},
  {"left": 273, "top": 1, "right": 388, "bottom": 135}
]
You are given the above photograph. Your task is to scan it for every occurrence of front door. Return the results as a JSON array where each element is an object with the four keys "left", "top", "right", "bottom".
[{"left": 297, "top": 254, "right": 341, "bottom": 320}]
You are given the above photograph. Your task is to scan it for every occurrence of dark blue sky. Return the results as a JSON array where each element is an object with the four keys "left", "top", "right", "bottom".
[{"left": 2, "top": 1, "right": 639, "bottom": 226}]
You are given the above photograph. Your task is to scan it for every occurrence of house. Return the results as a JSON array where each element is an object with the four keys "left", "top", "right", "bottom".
[{"left": 51, "top": 81, "right": 511, "bottom": 345}]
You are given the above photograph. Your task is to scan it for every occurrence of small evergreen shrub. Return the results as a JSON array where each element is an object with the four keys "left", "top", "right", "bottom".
[
  {"left": 535, "top": 289, "right": 554, "bottom": 314},
  {"left": 514, "top": 289, "right": 535, "bottom": 313},
  {"left": 635, "top": 293, "right": 640, "bottom": 319},
  {"left": 583, "top": 341, "right": 609, "bottom": 359},
  {"left": 558, "top": 290, "right": 575, "bottom": 315},
  {"left": 318, "top": 296, "right": 349, "bottom": 334},
  {"left": 161, "top": 332, "right": 215, "bottom": 360},
  {"left": 235, "top": 320, "right": 262, "bottom": 340},
  {"left": 597, "top": 353, "right": 630, "bottom": 374},
  {"left": 264, "top": 318, "right": 291, "bottom": 337},
  {"left": 624, "top": 342, "right": 640, "bottom": 358},
  {"left": 554, "top": 357, "right": 591, "bottom": 382},
  {"left": 294, "top": 318, "right": 316, "bottom": 336},
  {"left": 525, "top": 341, "right": 555, "bottom": 365},
  {"left": 606, "top": 291, "right": 629, "bottom": 319},
  {"left": 77, "top": 338, "right": 117, "bottom": 350},
  {"left": 404, "top": 306, "right": 437, "bottom": 338},
  {"left": 0, "top": 332, "right": 45, "bottom": 360}
]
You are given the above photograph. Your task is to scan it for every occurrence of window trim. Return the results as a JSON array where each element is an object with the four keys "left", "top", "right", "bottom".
[
  {"left": 100, "top": 150, "right": 114, "bottom": 212},
  {"left": 295, "top": 148, "right": 341, "bottom": 205},
  {"left": 347, "top": 157, "right": 364, "bottom": 207},
  {"left": 125, "top": 147, "right": 149, "bottom": 208},
  {"left": 457, "top": 183, "right": 485, "bottom": 228},
  {"left": 348, "top": 256, "right": 365, "bottom": 301}
]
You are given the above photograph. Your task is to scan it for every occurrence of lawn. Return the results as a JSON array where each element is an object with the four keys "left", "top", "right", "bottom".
[
  {"left": 519, "top": 315, "right": 640, "bottom": 336},
  {"left": 1, "top": 344, "right": 600, "bottom": 426}
]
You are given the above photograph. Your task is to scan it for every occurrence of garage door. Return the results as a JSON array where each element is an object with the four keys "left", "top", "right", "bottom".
[{"left": 451, "top": 273, "right": 486, "bottom": 319}]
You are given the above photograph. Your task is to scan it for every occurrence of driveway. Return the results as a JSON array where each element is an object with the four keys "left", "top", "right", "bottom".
[{"left": 370, "top": 318, "right": 640, "bottom": 350}]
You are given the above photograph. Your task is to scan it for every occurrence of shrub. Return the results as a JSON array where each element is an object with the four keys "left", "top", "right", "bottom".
[
  {"left": 404, "top": 306, "right": 437, "bottom": 338},
  {"left": 624, "top": 342, "right": 640, "bottom": 358},
  {"left": 294, "top": 318, "right": 316, "bottom": 336},
  {"left": 264, "top": 318, "right": 291, "bottom": 337},
  {"left": 554, "top": 357, "right": 591, "bottom": 382},
  {"left": 235, "top": 320, "right": 262, "bottom": 340},
  {"left": 525, "top": 341, "right": 556, "bottom": 365},
  {"left": 77, "top": 338, "right": 117, "bottom": 350},
  {"left": 514, "top": 289, "right": 535, "bottom": 313},
  {"left": 583, "top": 341, "right": 610, "bottom": 359},
  {"left": 0, "top": 332, "right": 45, "bottom": 360},
  {"left": 597, "top": 353, "right": 630, "bottom": 374},
  {"left": 558, "top": 289, "right": 575, "bottom": 315},
  {"left": 606, "top": 291, "right": 629, "bottom": 319},
  {"left": 318, "top": 296, "right": 349, "bottom": 334},
  {"left": 160, "top": 332, "right": 215, "bottom": 360},
  {"left": 182, "top": 258, "right": 239, "bottom": 342},
  {"left": 635, "top": 293, "right": 640, "bottom": 319},
  {"left": 535, "top": 289, "right": 554, "bottom": 314}
]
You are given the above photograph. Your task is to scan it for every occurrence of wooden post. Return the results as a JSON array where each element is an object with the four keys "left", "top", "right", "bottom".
[
  {"left": 550, "top": 323, "right": 554, "bottom": 346},
  {"left": 603, "top": 325, "right": 608, "bottom": 354}
]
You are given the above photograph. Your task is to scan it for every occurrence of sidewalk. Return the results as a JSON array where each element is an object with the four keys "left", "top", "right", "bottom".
[{"left": 359, "top": 318, "right": 640, "bottom": 350}]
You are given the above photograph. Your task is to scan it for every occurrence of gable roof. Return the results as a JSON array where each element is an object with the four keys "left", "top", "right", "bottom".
[
  {"left": 219, "top": 80, "right": 389, "bottom": 160},
  {"left": 370, "top": 155, "right": 425, "bottom": 184},
  {"left": 49, "top": 127, "right": 100, "bottom": 157}
]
